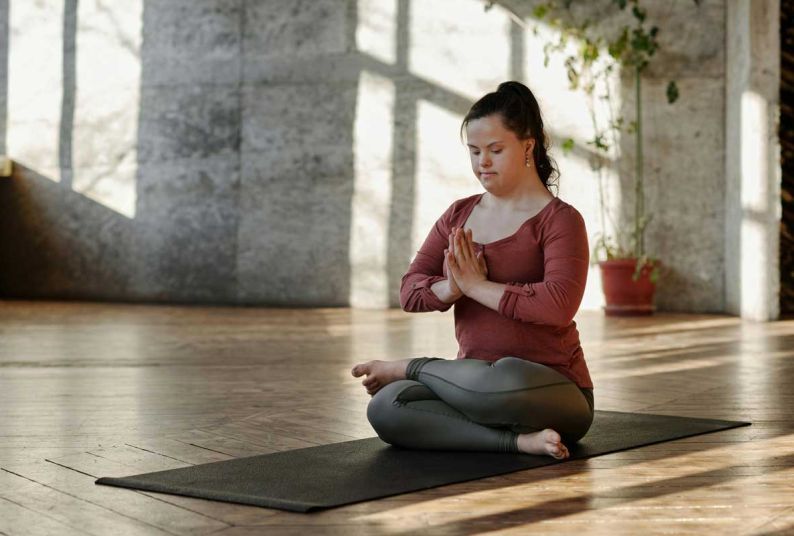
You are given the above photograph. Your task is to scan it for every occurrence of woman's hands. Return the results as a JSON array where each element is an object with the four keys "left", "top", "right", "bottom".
[
  {"left": 444, "top": 229, "right": 464, "bottom": 298},
  {"left": 445, "top": 226, "right": 489, "bottom": 296}
]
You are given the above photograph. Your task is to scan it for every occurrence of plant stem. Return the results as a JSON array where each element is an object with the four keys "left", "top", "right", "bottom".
[{"left": 634, "top": 65, "right": 644, "bottom": 258}]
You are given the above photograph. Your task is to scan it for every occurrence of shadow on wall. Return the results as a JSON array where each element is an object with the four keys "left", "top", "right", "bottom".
[{"left": 0, "top": 163, "right": 134, "bottom": 300}]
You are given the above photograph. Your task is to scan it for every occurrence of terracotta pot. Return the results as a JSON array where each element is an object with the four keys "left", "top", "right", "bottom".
[{"left": 598, "top": 258, "right": 660, "bottom": 316}]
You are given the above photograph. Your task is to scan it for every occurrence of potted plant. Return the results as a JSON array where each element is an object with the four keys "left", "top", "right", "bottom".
[{"left": 485, "top": 0, "right": 702, "bottom": 315}]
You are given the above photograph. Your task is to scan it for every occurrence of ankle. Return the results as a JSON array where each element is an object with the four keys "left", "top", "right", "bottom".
[{"left": 405, "top": 357, "right": 444, "bottom": 381}]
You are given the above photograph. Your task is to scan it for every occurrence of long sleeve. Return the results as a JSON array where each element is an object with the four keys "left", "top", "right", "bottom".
[
  {"left": 497, "top": 206, "right": 589, "bottom": 327},
  {"left": 400, "top": 204, "right": 455, "bottom": 313}
]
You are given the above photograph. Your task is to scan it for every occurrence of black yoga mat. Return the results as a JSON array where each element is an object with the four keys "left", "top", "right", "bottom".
[{"left": 95, "top": 410, "right": 751, "bottom": 512}]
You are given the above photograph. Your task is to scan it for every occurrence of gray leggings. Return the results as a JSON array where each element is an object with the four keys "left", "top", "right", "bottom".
[{"left": 366, "top": 356, "right": 594, "bottom": 453}]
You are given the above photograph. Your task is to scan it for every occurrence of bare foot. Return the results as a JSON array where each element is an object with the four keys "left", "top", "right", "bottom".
[
  {"left": 516, "top": 428, "right": 570, "bottom": 459},
  {"left": 351, "top": 358, "right": 412, "bottom": 396}
]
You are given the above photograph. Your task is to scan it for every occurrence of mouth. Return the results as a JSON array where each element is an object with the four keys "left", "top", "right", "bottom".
[{"left": 480, "top": 172, "right": 496, "bottom": 177}]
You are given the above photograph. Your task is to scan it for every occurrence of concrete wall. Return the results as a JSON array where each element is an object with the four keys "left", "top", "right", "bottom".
[
  {"left": 0, "top": 0, "right": 358, "bottom": 305},
  {"left": 0, "top": 0, "right": 771, "bottom": 315}
]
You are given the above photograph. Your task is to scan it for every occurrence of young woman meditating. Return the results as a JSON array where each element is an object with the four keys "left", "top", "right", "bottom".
[{"left": 351, "top": 81, "right": 594, "bottom": 459}]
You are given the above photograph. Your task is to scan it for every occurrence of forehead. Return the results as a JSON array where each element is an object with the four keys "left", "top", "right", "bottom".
[{"left": 465, "top": 115, "right": 513, "bottom": 146}]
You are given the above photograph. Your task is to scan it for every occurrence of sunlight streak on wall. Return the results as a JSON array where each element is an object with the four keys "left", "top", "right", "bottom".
[
  {"left": 411, "top": 99, "right": 481, "bottom": 256},
  {"left": 408, "top": 0, "right": 510, "bottom": 96},
  {"left": 350, "top": 71, "right": 395, "bottom": 308},
  {"left": 73, "top": 0, "right": 142, "bottom": 218},
  {"left": 739, "top": 90, "right": 777, "bottom": 320},
  {"left": 8, "top": 0, "right": 63, "bottom": 179},
  {"left": 356, "top": 0, "right": 397, "bottom": 65}
]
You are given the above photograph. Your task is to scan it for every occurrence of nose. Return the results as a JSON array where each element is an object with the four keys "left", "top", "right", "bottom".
[{"left": 479, "top": 154, "right": 491, "bottom": 167}]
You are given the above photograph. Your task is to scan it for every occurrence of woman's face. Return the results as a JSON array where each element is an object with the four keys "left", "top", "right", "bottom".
[{"left": 465, "top": 114, "right": 533, "bottom": 193}]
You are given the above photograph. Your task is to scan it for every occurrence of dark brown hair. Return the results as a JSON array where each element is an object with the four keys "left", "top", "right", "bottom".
[{"left": 459, "top": 80, "right": 559, "bottom": 195}]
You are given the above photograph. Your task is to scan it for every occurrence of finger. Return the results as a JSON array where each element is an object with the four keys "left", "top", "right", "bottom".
[
  {"left": 447, "top": 249, "right": 458, "bottom": 268},
  {"left": 455, "top": 229, "right": 471, "bottom": 263},
  {"left": 466, "top": 229, "right": 477, "bottom": 259},
  {"left": 447, "top": 251, "right": 461, "bottom": 278}
]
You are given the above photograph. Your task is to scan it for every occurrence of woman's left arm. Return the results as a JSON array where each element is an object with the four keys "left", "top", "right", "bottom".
[{"left": 466, "top": 207, "right": 590, "bottom": 327}]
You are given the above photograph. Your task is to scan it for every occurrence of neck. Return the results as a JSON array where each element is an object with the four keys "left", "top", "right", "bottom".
[{"left": 482, "top": 171, "right": 552, "bottom": 211}]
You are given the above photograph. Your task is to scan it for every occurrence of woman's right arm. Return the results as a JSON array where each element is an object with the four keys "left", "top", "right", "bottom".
[{"left": 400, "top": 206, "right": 463, "bottom": 312}]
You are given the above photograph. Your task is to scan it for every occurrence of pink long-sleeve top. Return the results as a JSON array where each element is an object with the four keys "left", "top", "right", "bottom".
[{"left": 400, "top": 192, "right": 594, "bottom": 390}]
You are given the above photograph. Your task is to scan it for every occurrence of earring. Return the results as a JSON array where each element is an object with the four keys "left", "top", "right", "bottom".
[{"left": 525, "top": 154, "right": 532, "bottom": 168}]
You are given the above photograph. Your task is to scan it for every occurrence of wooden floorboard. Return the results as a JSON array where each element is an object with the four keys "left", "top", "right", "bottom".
[{"left": 1, "top": 300, "right": 793, "bottom": 534}]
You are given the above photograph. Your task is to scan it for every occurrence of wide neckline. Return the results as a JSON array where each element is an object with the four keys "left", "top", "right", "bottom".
[{"left": 461, "top": 193, "right": 559, "bottom": 247}]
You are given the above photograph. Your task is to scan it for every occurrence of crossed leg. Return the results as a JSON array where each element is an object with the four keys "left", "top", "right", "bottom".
[
  {"left": 356, "top": 356, "right": 593, "bottom": 457},
  {"left": 353, "top": 357, "right": 593, "bottom": 458}
]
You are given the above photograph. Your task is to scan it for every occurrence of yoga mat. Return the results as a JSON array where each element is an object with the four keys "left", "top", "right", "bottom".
[{"left": 95, "top": 410, "right": 751, "bottom": 512}]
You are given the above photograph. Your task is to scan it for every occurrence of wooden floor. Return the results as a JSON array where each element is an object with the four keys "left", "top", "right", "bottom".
[{"left": 1, "top": 300, "right": 793, "bottom": 535}]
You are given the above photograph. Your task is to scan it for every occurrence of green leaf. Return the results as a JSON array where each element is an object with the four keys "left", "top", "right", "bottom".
[
  {"left": 567, "top": 66, "right": 579, "bottom": 88},
  {"left": 585, "top": 131, "right": 607, "bottom": 152},
  {"left": 666, "top": 80, "right": 679, "bottom": 103},
  {"left": 562, "top": 138, "right": 575, "bottom": 154},
  {"left": 582, "top": 42, "right": 599, "bottom": 62},
  {"left": 650, "top": 267, "right": 660, "bottom": 284},
  {"left": 608, "top": 28, "right": 628, "bottom": 59}
]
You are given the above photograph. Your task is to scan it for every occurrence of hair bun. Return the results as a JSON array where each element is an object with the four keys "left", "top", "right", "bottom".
[{"left": 497, "top": 81, "right": 527, "bottom": 96}]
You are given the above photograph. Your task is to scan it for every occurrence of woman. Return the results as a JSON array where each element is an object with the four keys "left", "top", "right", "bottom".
[{"left": 351, "top": 81, "right": 594, "bottom": 459}]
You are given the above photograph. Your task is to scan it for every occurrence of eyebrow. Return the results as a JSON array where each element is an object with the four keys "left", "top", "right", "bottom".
[{"left": 466, "top": 141, "right": 503, "bottom": 148}]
